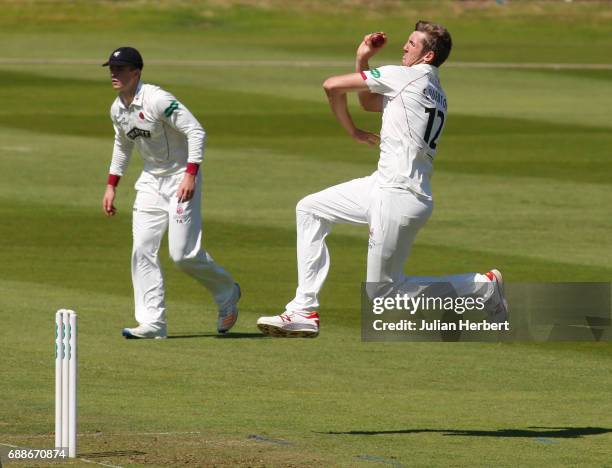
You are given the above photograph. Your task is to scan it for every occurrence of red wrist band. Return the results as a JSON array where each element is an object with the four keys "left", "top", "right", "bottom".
[
  {"left": 107, "top": 174, "right": 120, "bottom": 187},
  {"left": 186, "top": 163, "right": 199, "bottom": 175}
]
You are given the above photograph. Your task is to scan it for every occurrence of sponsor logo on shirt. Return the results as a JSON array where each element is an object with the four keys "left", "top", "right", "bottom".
[
  {"left": 126, "top": 127, "right": 151, "bottom": 139},
  {"left": 370, "top": 68, "right": 381, "bottom": 78}
]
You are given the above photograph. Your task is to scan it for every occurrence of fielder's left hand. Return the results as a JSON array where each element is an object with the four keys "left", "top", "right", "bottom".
[{"left": 176, "top": 173, "right": 196, "bottom": 203}]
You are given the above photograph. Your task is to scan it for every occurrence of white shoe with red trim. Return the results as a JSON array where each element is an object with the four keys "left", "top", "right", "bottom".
[
  {"left": 256, "top": 311, "right": 320, "bottom": 338},
  {"left": 485, "top": 269, "right": 509, "bottom": 323}
]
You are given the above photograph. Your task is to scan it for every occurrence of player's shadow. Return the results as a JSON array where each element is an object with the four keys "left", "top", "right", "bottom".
[
  {"left": 168, "top": 332, "right": 267, "bottom": 339},
  {"left": 321, "top": 427, "right": 611, "bottom": 439}
]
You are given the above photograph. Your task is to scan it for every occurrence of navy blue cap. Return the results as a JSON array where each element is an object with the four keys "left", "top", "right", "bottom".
[{"left": 103, "top": 47, "right": 143, "bottom": 69}]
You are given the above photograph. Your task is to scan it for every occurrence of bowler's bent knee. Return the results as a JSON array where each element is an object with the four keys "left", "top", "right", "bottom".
[{"left": 296, "top": 193, "right": 323, "bottom": 217}]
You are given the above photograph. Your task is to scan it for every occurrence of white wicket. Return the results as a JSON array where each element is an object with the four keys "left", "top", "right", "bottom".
[{"left": 55, "top": 309, "right": 77, "bottom": 458}]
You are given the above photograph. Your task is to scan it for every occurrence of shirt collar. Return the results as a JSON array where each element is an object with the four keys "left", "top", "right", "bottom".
[
  {"left": 132, "top": 81, "right": 144, "bottom": 106},
  {"left": 411, "top": 63, "right": 439, "bottom": 76},
  {"left": 118, "top": 81, "right": 144, "bottom": 110}
]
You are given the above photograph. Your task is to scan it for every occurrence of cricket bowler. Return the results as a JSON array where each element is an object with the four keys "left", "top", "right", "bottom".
[
  {"left": 257, "top": 21, "right": 508, "bottom": 337},
  {"left": 101, "top": 47, "right": 240, "bottom": 339}
]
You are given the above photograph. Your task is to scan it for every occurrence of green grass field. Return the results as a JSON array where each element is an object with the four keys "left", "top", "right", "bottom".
[{"left": 1, "top": 1, "right": 611, "bottom": 466}]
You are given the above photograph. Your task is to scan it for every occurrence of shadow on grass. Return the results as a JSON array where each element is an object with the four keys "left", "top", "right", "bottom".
[
  {"left": 168, "top": 332, "right": 266, "bottom": 339},
  {"left": 79, "top": 450, "right": 146, "bottom": 458},
  {"left": 321, "top": 427, "right": 611, "bottom": 439}
]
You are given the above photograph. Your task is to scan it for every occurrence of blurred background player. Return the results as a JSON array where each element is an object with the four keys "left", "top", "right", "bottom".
[
  {"left": 257, "top": 21, "right": 507, "bottom": 337},
  {"left": 101, "top": 47, "right": 240, "bottom": 339}
]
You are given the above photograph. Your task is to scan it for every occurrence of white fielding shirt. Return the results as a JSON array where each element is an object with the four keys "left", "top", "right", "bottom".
[
  {"left": 109, "top": 81, "right": 205, "bottom": 177},
  {"left": 362, "top": 64, "right": 448, "bottom": 200}
]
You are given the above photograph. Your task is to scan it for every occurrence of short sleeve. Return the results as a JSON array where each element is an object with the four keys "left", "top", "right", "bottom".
[{"left": 361, "top": 65, "right": 416, "bottom": 97}]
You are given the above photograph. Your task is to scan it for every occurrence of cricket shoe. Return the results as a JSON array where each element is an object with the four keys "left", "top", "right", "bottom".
[
  {"left": 122, "top": 323, "right": 167, "bottom": 339},
  {"left": 256, "top": 311, "right": 320, "bottom": 338},
  {"left": 217, "top": 283, "right": 241, "bottom": 334},
  {"left": 485, "top": 269, "right": 509, "bottom": 323}
]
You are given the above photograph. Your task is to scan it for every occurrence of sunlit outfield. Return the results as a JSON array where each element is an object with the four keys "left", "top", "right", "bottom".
[{"left": 1, "top": 1, "right": 611, "bottom": 466}]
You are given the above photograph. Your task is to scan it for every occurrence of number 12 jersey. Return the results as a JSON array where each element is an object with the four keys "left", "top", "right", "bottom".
[{"left": 362, "top": 63, "right": 448, "bottom": 200}]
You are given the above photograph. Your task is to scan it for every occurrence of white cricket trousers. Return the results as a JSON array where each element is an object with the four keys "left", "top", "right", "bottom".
[
  {"left": 132, "top": 171, "right": 235, "bottom": 327},
  {"left": 285, "top": 174, "right": 493, "bottom": 312}
]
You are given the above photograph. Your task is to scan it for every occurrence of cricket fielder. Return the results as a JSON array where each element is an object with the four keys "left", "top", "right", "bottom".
[
  {"left": 101, "top": 47, "right": 240, "bottom": 339},
  {"left": 257, "top": 21, "right": 508, "bottom": 337}
]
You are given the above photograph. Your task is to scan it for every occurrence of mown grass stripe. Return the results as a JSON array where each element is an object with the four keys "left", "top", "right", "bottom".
[{"left": 1, "top": 58, "right": 612, "bottom": 70}]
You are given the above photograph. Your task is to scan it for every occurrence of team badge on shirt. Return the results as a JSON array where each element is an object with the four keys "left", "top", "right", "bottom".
[
  {"left": 173, "top": 204, "right": 189, "bottom": 224},
  {"left": 368, "top": 229, "right": 376, "bottom": 249}
]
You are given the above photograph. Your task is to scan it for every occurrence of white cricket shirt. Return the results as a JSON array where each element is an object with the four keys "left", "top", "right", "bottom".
[
  {"left": 362, "top": 64, "right": 448, "bottom": 200},
  {"left": 109, "top": 81, "right": 205, "bottom": 177}
]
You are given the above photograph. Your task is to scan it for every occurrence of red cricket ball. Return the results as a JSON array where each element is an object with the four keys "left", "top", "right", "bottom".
[{"left": 371, "top": 33, "right": 386, "bottom": 48}]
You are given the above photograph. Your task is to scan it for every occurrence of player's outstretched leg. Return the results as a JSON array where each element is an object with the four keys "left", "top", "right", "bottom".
[
  {"left": 485, "top": 269, "right": 508, "bottom": 322},
  {"left": 389, "top": 270, "right": 508, "bottom": 323}
]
